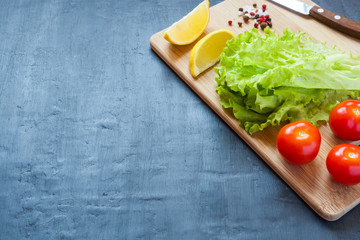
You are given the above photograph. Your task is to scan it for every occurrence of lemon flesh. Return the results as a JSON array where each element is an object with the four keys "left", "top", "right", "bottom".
[
  {"left": 189, "top": 29, "right": 235, "bottom": 77},
  {"left": 163, "top": 0, "right": 210, "bottom": 45}
]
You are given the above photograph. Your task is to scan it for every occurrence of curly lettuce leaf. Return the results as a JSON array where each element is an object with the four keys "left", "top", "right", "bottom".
[{"left": 215, "top": 28, "right": 360, "bottom": 135}]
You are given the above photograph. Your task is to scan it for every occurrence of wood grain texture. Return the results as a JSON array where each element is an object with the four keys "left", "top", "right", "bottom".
[
  {"left": 310, "top": 5, "right": 360, "bottom": 39},
  {"left": 150, "top": 0, "right": 360, "bottom": 221}
]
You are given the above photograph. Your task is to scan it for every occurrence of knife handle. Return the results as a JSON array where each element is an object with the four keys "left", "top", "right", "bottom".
[{"left": 309, "top": 6, "right": 360, "bottom": 39}]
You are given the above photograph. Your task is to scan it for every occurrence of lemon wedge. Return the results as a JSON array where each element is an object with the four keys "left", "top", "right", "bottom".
[
  {"left": 163, "top": 0, "right": 210, "bottom": 45},
  {"left": 189, "top": 29, "right": 235, "bottom": 77}
]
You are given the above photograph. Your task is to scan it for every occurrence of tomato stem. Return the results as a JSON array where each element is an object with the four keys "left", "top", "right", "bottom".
[
  {"left": 299, "top": 131, "right": 306, "bottom": 137},
  {"left": 348, "top": 152, "right": 357, "bottom": 159}
]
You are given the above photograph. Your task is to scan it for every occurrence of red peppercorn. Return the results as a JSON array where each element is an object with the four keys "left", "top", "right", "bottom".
[
  {"left": 244, "top": 11, "right": 248, "bottom": 14},
  {"left": 254, "top": 22, "right": 258, "bottom": 28},
  {"left": 256, "top": 9, "right": 259, "bottom": 13},
  {"left": 265, "top": 15, "right": 270, "bottom": 19},
  {"left": 262, "top": 4, "right": 266, "bottom": 10},
  {"left": 238, "top": 22, "right": 242, "bottom": 27},
  {"left": 250, "top": 12, "right": 255, "bottom": 16},
  {"left": 228, "top": 20, "right": 232, "bottom": 25}
]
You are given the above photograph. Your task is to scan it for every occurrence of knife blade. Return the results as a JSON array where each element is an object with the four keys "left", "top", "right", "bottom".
[{"left": 269, "top": 0, "right": 360, "bottom": 39}]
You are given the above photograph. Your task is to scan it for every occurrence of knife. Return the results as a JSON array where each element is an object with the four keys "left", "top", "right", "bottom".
[{"left": 269, "top": 0, "right": 360, "bottom": 39}]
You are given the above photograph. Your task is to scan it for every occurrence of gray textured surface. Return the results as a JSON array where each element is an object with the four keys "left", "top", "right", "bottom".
[{"left": 0, "top": 0, "right": 359, "bottom": 239}]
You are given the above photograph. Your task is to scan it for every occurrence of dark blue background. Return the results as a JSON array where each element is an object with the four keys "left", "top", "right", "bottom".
[{"left": 0, "top": 0, "right": 359, "bottom": 239}]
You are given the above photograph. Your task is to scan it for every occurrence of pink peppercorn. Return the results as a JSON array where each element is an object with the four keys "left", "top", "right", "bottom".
[
  {"left": 262, "top": 4, "right": 266, "bottom": 10},
  {"left": 228, "top": 20, "right": 232, "bottom": 25}
]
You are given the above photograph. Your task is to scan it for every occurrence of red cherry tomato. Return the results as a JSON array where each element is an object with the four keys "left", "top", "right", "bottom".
[
  {"left": 276, "top": 121, "right": 321, "bottom": 165},
  {"left": 329, "top": 100, "right": 360, "bottom": 141},
  {"left": 326, "top": 144, "right": 360, "bottom": 185}
]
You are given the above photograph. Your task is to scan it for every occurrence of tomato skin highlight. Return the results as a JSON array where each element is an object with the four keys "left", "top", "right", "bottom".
[
  {"left": 276, "top": 121, "right": 321, "bottom": 165},
  {"left": 329, "top": 100, "right": 360, "bottom": 141},
  {"left": 326, "top": 144, "right": 360, "bottom": 186}
]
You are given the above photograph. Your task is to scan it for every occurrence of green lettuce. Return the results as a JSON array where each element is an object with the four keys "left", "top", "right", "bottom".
[{"left": 215, "top": 28, "right": 360, "bottom": 135}]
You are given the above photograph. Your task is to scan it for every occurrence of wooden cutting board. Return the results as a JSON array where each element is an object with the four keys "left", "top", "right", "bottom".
[{"left": 150, "top": 0, "right": 360, "bottom": 221}]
